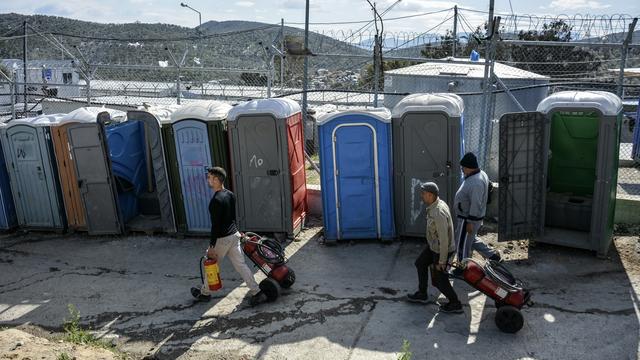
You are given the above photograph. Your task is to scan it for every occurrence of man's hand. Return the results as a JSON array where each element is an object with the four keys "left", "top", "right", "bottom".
[
  {"left": 466, "top": 222, "right": 474, "bottom": 234},
  {"left": 435, "top": 263, "right": 446, "bottom": 272},
  {"left": 206, "top": 246, "right": 218, "bottom": 261}
]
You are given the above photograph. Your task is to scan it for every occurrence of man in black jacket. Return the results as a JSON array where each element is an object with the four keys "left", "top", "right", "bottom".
[{"left": 191, "top": 167, "right": 265, "bottom": 305}]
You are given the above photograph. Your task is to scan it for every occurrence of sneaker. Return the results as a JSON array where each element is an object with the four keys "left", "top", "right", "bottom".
[
  {"left": 191, "top": 287, "right": 211, "bottom": 301},
  {"left": 449, "top": 268, "right": 464, "bottom": 279},
  {"left": 489, "top": 253, "right": 503, "bottom": 263},
  {"left": 249, "top": 291, "right": 268, "bottom": 306},
  {"left": 439, "top": 301, "right": 464, "bottom": 314},
  {"left": 407, "top": 291, "right": 431, "bottom": 304}
]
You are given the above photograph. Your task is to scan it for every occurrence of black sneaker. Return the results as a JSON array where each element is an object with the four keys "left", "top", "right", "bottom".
[
  {"left": 439, "top": 301, "right": 464, "bottom": 314},
  {"left": 249, "top": 291, "right": 268, "bottom": 306},
  {"left": 489, "top": 253, "right": 503, "bottom": 263},
  {"left": 191, "top": 287, "right": 211, "bottom": 301},
  {"left": 407, "top": 291, "right": 431, "bottom": 304}
]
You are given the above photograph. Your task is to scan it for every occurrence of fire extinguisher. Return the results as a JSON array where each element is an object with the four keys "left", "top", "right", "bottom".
[{"left": 201, "top": 256, "right": 222, "bottom": 291}]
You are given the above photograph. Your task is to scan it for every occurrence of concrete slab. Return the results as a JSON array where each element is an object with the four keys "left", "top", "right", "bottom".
[{"left": 0, "top": 220, "right": 639, "bottom": 360}]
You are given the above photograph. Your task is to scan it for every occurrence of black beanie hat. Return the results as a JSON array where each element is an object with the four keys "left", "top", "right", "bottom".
[{"left": 460, "top": 152, "right": 479, "bottom": 169}]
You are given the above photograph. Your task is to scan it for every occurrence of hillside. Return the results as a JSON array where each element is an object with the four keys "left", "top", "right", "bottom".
[{"left": 0, "top": 13, "right": 370, "bottom": 78}]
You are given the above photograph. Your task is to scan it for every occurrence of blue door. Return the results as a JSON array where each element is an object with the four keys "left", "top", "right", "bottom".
[
  {"left": 0, "top": 142, "right": 16, "bottom": 229},
  {"left": 173, "top": 120, "right": 213, "bottom": 232},
  {"left": 334, "top": 124, "right": 379, "bottom": 239}
]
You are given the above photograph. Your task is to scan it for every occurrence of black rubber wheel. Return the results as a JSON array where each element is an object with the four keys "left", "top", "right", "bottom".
[
  {"left": 279, "top": 269, "right": 296, "bottom": 289},
  {"left": 495, "top": 305, "right": 524, "bottom": 334},
  {"left": 495, "top": 300, "right": 505, "bottom": 309},
  {"left": 259, "top": 278, "right": 280, "bottom": 302}
]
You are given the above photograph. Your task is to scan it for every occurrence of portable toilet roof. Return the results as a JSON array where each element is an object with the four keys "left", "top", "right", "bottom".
[
  {"left": 317, "top": 107, "right": 391, "bottom": 125},
  {"left": 391, "top": 93, "right": 464, "bottom": 118},
  {"left": 170, "top": 101, "right": 232, "bottom": 122},
  {"left": 137, "top": 104, "right": 181, "bottom": 124},
  {"left": 228, "top": 98, "right": 301, "bottom": 122},
  {"left": 58, "top": 107, "right": 127, "bottom": 124},
  {"left": 537, "top": 91, "right": 623, "bottom": 116}
]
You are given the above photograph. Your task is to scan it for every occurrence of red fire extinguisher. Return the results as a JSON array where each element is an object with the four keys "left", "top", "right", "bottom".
[{"left": 203, "top": 257, "right": 222, "bottom": 291}]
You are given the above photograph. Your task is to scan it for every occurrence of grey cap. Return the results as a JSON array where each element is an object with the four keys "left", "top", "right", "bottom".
[{"left": 420, "top": 182, "right": 439, "bottom": 195}]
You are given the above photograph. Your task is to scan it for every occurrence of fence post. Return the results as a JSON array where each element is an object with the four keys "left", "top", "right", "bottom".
[
  {"left": 373, "top": 34, "right": 380, "bottom": 107},
  {"left": 452, "top": 5, "right": 458, "bottom": 57},
  {"left": 11, "top": 72, "right": 16, "bottom": 120},
  {"left": 280, "top": 18, "right": 285, "bottom": 93},
  {"left": 617, "top": 18, "right": 637, "bottom": 98},
  {"left": 23, "top": 21, "right": 28, "bottom": 116}
]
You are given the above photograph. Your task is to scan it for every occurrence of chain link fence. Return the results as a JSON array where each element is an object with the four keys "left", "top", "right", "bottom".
[{"left": 0, "top": 10, "right": 639, "bottom": 200}]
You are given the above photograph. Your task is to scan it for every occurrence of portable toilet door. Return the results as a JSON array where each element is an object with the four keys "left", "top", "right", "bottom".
[
  {"left": 391, "top": 94, "right": 464, "bottom": 238},
  {"left": 498, "top": 91, "right": 622, "bottom": 257},
  {"left": 227, "top": 98, "right": 307, "bottom": 237},
  {"left": 165, "top": 101, "right": 232, "bottom": 233},
  {"left": 318, "top": 109, "right": 395, "bottom": 241},
  {"left": 1, "top": 116, "right": 65, "bottom": 230},
  {"left": 47, "top": 108, "right": 124, "bottom": 235},
  {"left": 126, "top": 106, "right": 178, "bottom": 233},
  {"left": 0, "top": 123, "right": 17, "bottom": 230}
]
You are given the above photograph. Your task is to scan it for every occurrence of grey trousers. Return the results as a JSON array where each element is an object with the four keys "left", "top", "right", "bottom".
[{"left": 455, "top": 218, "right": 497, "bottom": 262}]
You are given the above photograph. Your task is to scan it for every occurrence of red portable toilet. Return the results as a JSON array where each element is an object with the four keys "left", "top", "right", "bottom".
[{"left": 227, "top": 98, "right": 307, "bottom": 238}]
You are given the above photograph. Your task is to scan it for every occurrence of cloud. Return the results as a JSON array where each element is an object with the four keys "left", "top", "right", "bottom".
[
  {"left": 236, "top": 1, "right": 255, "bottom": 7},
  {"left": 543, "top": 0, "right": 611, "bottom": 10},
  {"left": 280, "top": 0, "right": 320, "bottom": 10},
  {"left": 380, "top": 0, "right": 457, "bottom": 12}
]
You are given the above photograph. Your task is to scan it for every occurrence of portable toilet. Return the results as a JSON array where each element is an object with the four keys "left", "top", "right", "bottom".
[
  {"left": 632, "top": 98, "right": 640, "bottom": 163},
  {"left": 0, "top": 115, "right": 66, "bottom": 230},
  {"left": 227, "top": 98, "right": 308, "bottom": 238},
  {"left": 317, "top": 109, "right": 395, "bottom": 242},
  {"left": 125, "top": 106, "right": 180, "bottom": 233},
  {"left": 42, "top": 108, "right": 125, "bottom": 235},
  {"left": 391, "top": 93, "right": 465, "bottom": 238},
  {"left": 163, "top": 101, "right": 232, "bottom": 234},
  {"left": 498, "top": 91, "right": 622, "bottom": 257},
  {"left": 0, "top": 122, "right": 17, "bottom": 231}
]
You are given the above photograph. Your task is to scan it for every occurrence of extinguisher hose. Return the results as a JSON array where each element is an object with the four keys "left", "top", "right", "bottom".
[
  {"left": 198, "top": 256, "right": 205, "bottom": 284},
  {"left": 256, "top": 238, "right": 286, "bottom": 264},
  {"left": 484, "top": 260, "right": 525, "bottom": 292}
]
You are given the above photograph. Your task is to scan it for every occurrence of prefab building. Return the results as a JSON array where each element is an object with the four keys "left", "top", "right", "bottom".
[{"left": 384, "top": 58, "right": 549, "bottom": 178}]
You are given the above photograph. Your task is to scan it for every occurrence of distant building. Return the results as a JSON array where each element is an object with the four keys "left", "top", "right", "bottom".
[{"left": 1, "top": 59, "right": 82, "bottom": 99}]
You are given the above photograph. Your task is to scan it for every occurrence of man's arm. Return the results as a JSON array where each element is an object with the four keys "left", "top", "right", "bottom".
[
  {"left": 468, "top": 181, "right": 486, "bottom": 221},
  {"left": 435, "top": 210, "right": 451, "bottom": 265}
]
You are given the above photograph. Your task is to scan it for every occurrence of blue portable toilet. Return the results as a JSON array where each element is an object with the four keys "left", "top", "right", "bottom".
[
  {"left": 0, "top": 122, "right": 17, "bottom": 231},
  {"left": 106, "top": 119, "right": 149, "bottom": 223},
  {"left": 318, "top": 109, "right": 395, "bottom": 242}
]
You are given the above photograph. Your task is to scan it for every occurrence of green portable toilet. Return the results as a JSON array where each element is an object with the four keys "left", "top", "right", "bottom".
[
  {"left": 162, "top": 101, "right": 232, "bottom": 234},
  {"left": 498, "top": 91, "right": 622, "bottom": 257}
]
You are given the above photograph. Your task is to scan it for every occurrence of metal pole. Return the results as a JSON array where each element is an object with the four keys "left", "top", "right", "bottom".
[
  {"left": 11, "top": 72, "right": 16, "bottom": 120},
  {"left": 452, "top": 5, "right": 458, "bottom": 57},
  {"left": 478, "top": 0, "right": 495, "bottom": 168},
  {"left": 23, "top": 21, "right": 28, "bottom": 115},
  {"left": 281, "top": 18, "right": 285, "bottom": 92},
  {"left": 617, "top": 18, "right": 637, "bottom": 98},
  {"left": 373, "top": 34, "right": 380, "bottom": 107},
  {"left": 302, "top": 0, "right": 310, "bottom": 121}
]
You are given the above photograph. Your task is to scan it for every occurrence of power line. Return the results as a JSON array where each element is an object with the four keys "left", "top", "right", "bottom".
[{"left": 285, "top": 8, "right": 454, "bottom": 25}]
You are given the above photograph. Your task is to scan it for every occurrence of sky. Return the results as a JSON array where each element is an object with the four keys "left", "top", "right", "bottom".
[{"left": 1, "top": 0, "right": 639, "bottom": 34}]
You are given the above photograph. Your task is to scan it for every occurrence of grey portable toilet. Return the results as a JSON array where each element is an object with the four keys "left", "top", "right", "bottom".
[
  {"left": 498, "top": 91, "right": 622, "bottom": 257},
  {"left": 391, "top": 93, "right": 465, "bottom": 238},
  {"left": 227, "top": 98, "right": 308, "bottom": 238},
  {"left": 0, "top": 115, "right": 66, "bottom": 230},
  {"left": 46, "top": 107, "right": 125, "bottom": 235}
]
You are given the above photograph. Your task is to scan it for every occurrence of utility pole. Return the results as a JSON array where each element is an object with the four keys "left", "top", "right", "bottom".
[
  {"left": 617, "top": 18, "right": 637, "bottom": 98},
  {"left": 302, "top": 0, "right": 310, "bottom": 122},
  {"left": 23, "top": 21, "right": 28, "bottom": 115},
  {"left": 281, "top": 18, "right": 285, "bottom": 92},
  {"left": 452, "top": 5, "right": 458, "bottom": 57}
]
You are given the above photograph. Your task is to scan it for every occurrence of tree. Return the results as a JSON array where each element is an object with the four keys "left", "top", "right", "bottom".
[
  {"left": 421, "top": 28, "right": 483, "bottom": 60},
  {"left": 360, "top": 60, "right": 416, "bottom": 89},
  {"left": 502, "top": 19, "right": 601, "bottom": 78}
]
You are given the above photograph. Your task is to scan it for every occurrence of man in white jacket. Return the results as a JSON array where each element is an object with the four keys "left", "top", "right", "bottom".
[{"left": 453, "top": 152, "right": 502, "bottom": 264}]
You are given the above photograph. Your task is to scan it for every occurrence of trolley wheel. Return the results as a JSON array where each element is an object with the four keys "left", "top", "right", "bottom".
[
  {"left": 259, "top": 278, "right": 280, "bottom": 302},
  {"left": 279, "top": 269, "right": 296, "bottom": 289},
  {"left": 495, "top": 305, "right": 524, "bottom": 334}
]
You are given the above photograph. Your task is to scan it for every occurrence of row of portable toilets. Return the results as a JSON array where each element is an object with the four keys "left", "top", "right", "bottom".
[
  {"left": 0, "top": 99, "right": 308, "bottom": 238},
  {"left": 0, "top": 91, "right": 624, "bottom": 256}
]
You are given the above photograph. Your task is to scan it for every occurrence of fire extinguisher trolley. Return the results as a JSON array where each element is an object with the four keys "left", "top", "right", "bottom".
[
  {"left": 241, "top": 232, "right": 296, "bottom": 302},
  {"left": 455, "top": 259, "right": 533, "bottom": 333}
]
